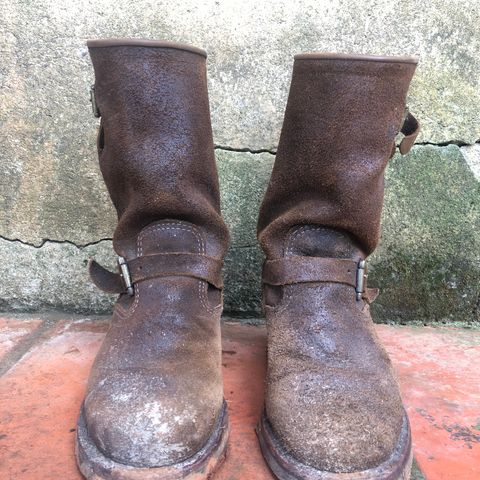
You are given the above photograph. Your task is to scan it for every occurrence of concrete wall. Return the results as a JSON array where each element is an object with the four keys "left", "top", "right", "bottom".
[{"left": 1, "top": 0, "right": 479, "bottom": 322}]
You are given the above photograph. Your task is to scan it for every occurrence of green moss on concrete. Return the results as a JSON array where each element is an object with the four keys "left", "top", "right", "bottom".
[
  {"left": 370, "top": 145, "right": 480, "bottom": 323},
  {"left": 217, "top": 149, "right": 274, "bottom": 248},
  {"left": 217, "top": 149, "right": 273, "bottom": 315},
  {"left": 223, "top": 246, "right": 264, "bottom": 315}
]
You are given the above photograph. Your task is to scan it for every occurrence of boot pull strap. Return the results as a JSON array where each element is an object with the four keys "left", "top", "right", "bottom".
[
  {"left": 89, "top": 253, "right": 224, "bottom": 295},
  {"left": 263, "top": 257, "right": 379, "bottom": 303},
  {"left": 390, "top": 111, "right": 420, "bottom": 158}
]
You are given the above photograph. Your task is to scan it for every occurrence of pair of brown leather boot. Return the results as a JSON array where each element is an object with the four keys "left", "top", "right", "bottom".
[{"left": 76, "top": 39, "right": 419, "bottom": 480}]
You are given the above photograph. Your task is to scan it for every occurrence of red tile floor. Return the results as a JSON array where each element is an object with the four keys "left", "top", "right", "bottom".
[{"left": 0, "top": 315, "right": 479, "bottom": 480}]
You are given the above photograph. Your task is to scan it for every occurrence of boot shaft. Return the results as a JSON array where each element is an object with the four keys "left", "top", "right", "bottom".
[
  {"left": 258, "top": 53, "right": 418, "bottom": 258},
  {"left": 88, "top": 40, "right": 228, "bottom": 258}
]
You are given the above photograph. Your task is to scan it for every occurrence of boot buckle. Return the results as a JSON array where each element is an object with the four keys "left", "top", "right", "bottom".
[
  {"left": 90, "top": 85, "right": 101, "bottom": 118},
  {"left": 355, "top": 260, "right": 367, "bottom": 301},
  {"left": 118, "top": 256, "right": 134, "bottom": 296}
]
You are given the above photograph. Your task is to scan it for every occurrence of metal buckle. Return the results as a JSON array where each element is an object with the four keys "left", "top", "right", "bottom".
[
  {"left": 90, "top": 85, "right": 101, "bottom": 118},
  {"left": 355, "top": 260, "right": 367, "bottom": 301},
  {"left": 118, "top": 256, "right": 134, "bottom": 296}
]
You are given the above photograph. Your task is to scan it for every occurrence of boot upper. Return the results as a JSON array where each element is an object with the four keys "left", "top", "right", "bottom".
[
  {"left": 81, "top": 41, "right": 229, "bottom": 468},
  {"left": 257, "top": 54, "right": 418, "bottom": 474}
]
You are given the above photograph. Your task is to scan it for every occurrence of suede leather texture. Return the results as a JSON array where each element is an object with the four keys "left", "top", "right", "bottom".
[
  {"left": 257, "top": 57, "right": 417, "bottom": 474},
  {"left": 90, "top": 44, "right": 228, "bottom": 259},
  {"left": 82, "top": 45, "right": 229, "bottom": 468},
  {"left": 258, "top": 57, "right": 417, "bottom": 258}
]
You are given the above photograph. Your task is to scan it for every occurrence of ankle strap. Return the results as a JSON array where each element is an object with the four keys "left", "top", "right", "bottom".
[
  {"left": 89, "top": 253, "right": 224, "bottom": 295},
  {"left": 262, "top": 257, "right": 378, "bottom": 303}
]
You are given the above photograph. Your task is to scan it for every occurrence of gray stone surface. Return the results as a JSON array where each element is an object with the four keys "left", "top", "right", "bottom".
[
  {"left": 0, "top": 238, "right": 115, "bottom": 313},
  {"left": 461, "top": 144, "right": 480, "bottom": 181},
  {"left": 1, "top": 1, "right": 479, "bottom": 321},
  {"left": 1, "top": 146, "right": 478, "bottom": 323},
  {"left": 1, "top": 0, "right": 480, "bottom": 246}
]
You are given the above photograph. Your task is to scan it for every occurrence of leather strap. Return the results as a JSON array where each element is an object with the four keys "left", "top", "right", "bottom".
[
  {"left": 89, "top": 253, "right": 224, "bottom": 294},
  {"left": 399, "top": 112, "right": 420, "bottom": 154},
  {"left": 263, "top": 257, "right": 358, "bottom": 287},
  {"left": 390, "top": 111, "right": 420, "bottom": 158},
  {"left": 88, "top": 259, "right": 125, "bottom": 294},
  {"left": 263, "top": 256, "right": 379, "bottom": 303}
]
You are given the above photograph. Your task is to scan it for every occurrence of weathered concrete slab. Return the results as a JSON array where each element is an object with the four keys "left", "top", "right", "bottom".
[
  {"left": 1, "top": 146, "right": 478, "bottom": 322},
  {"left": 1, "top": 0, "right": 479, "bottom": 247},
  {"left": 0, "top": 239, "right": 115, "bottom": 313},
  {"left": 461, "top": 144, "right": 480, "bottom": 181},
  {"left": 371, "top": 145, "right": 480, "bottom": 323}
]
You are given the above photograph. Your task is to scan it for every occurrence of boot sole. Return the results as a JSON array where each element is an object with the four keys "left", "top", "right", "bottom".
[
  {"left": 76, "top": 401, "right": 229, "bottom": 480},
  {"left": 256, "top": 411, "right": 412, "bottom": 480}
]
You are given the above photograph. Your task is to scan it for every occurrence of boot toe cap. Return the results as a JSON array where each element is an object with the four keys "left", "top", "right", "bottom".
[
  {"left": 84, "top": 372, "right": 221, "bottom": 467},
  {"left": 266, "top": 370, "right": 405, "bottom": 473}
]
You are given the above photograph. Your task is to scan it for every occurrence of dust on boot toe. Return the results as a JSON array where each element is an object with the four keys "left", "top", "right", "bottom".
[
  {"left": 263, "top": 295, "right": 406, "bottom": 473},
  {"left": 84, "top": 370, "right": 222, "bottom": 467}
]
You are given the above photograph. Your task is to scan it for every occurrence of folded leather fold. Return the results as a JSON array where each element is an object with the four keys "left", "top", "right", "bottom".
[{"left": 89, "top": 253, "right": 224, "bottom": 294}]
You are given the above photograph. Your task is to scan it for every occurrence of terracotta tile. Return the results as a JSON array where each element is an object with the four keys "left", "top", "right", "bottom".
[
  {"left": 0, "top": 317, "right": 43, "bottom": 361},
  {"left": 0, "top": 319, "right": 105, "bottom": 479},
  {"left": 0, "top": 318, "right": 478, "bottom": 479},
  {"left": 378, "top": 325, "right": 480, "bottom": 480},
  {"left": 216, "top": 322, "right": 271, "bottom": 479}
]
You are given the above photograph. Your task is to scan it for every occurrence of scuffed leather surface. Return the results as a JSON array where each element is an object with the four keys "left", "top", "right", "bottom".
[
  {"left": 90, "top": 44, "right": 228, "bottom": 259},
  {"left": 257, "top": 57, "right": 417, "bottom": 474},
  {"left": 258, "top": 57, "right": 417, "bottom": 258},
  {"left": 84, "top": 221, "right": 224, "bottom": 467},
  {"left": 263, "top": 227, "right": 405, "bottom": 473},
  {"left": 82, "top": 44, "right": 229, "bottom": 468}
]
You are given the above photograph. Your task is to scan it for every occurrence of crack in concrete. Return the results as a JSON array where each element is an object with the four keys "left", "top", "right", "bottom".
[
  {"left": 214, "top": 141, "right": 480, "bottom": 155},
  {"left": 420, "top": 141, "right": 472, "bottom": 147},
  {"left": 0, "top": 235, "right": 112, "bottom": 250},
  {"left": 0, "top": 235, "right": 259, "bottom": 251}
]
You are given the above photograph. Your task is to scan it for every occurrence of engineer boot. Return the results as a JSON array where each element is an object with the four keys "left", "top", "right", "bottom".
[
  {"left": 256, "top": 53, "right": 419, "bottom": 480},
  {"left": 75, "top": 39, "right": 230, "bottom": 480}
]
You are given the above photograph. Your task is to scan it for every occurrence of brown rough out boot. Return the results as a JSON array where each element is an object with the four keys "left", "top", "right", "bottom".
[
  {"left": 75, "top": 39, "right": 230, "bottom": 480},
  {"left": 256, "top": 53, "right": 419, "bottom": 480}
]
